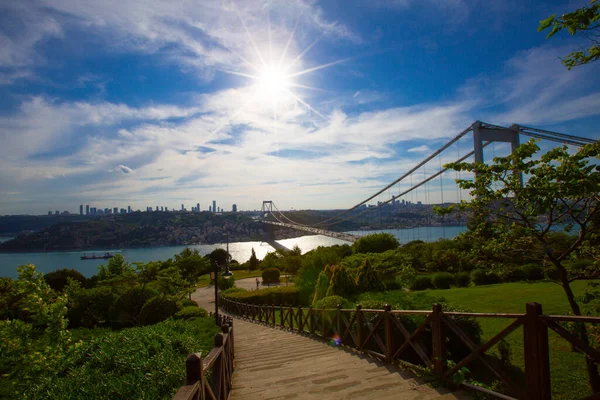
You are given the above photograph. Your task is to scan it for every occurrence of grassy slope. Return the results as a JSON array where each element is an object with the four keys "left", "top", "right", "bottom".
[{"left": 365, "top": 281, "right": 596, "bottom": 400}]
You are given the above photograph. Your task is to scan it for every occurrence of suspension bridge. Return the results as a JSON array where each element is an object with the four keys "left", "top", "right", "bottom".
[{"left": 259, "top": 120, "right": 596, "bottom": 243}]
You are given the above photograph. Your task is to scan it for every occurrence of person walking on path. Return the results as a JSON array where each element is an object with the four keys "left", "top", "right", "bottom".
[{"left": 255, "top": 277, "right": 260, "bottom": 290}]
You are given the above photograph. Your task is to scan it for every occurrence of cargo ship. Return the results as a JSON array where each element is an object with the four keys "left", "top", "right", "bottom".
[{"left": 80, "top": 252, "right": 115, "bottom": 260}]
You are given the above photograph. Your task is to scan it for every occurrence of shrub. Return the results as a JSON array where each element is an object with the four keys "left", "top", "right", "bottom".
[
  {"left": 18, "top": 319, "right": 219, "bottom": 400},
  {"left": 454, "top": 272, "right": 470, "bottom": 287},
  {"left": 312, "top": 265, "right": 333, "bottom": 304},
  {"left": 432, "top": 272, "right": 454, "bottom": 289},
  {"left": 109, "top": 286, "right": 158, "bottom": 328},
  {"left": 138, "top": 296, "right": 180, "bottom": 326},
  {"left": 352, "top": 233, "right": 400, "bottom": 254},
  {"left": 471, "top": 269, "right": 502, "bottom": 286},
  {"left": 410, "top": 276, "right": 434, "bottom": 291},
  {"left": 178, "top": 298, "right": 199, "bottom": 308},
  {"left": 68, "top": 287, "right": 118, "bottom": 328},
  {"left": 522, "top": 264, "right": 545, "bottom": 281},
  {"left": 262, "top": 268, "right": 281, "bottom": 284},
  {"left": 174, "top": 306, "right": 208, "bottom": 320},
  {"left": 44, "top": 269, "right": 87, "bottom": 292},
  {"left": 326, "top": 265, "right": 355, "bottom": 297},
  {"left": 355, "top": 258, "right": 385, "bottom": 293},
  {"left": 568, "top": 258, "right": 598, "bottom": 279},
  {"left": 221, "top": 286, "right": 300, "bottom": 306},
  {"left": 217, "top": 275, "right": 235, "bottom": 290},
  {"left": 503, "top": 266, "right": 527, "bottom": 282},
  {"left": 312, "top": 295, "right": 353, "bottom": 309}
]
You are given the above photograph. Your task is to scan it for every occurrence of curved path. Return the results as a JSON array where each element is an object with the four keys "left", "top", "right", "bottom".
[{"left": 192, "top": 280, "right": 470, "bottom": 400}]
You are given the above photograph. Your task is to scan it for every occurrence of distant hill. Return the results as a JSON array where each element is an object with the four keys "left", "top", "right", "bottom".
[{"left": 0, "top": 212, "right": 264, "bottom": 252}]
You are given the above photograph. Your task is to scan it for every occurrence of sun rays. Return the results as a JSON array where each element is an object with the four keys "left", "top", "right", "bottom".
[{"left": 222, "top": 3, "right": 350, "bottom": 122}]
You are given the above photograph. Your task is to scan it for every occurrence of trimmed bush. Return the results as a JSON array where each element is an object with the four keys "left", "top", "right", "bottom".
[
  {"left": 221, "top": 286, "right": 301, "bottom": 306},
  {"left": 471, "top": 269, "right": 501, "bottom": 286},
  {"left": 432, "top": 272, "right": 454, "bottom": 289},
  {"left": 138, "top": 296, "right": 180, "bottom": 326},
  {"left": 262, "top": 268, "right": 281, "bottom": 284},
  {"left": 44, "top": 269, "right": 87, "bottom": 292},
  {"left": 410, "top": 276, "right": 434, "bottom": 291},
  {"left": 455, "top": 272, "right": 470, "bottom": 287},
  {"left": 522, "top": 264, "right": 545, "bottom": 281},
  {"left": 220, "top": 287, "right": 246, "bottom": 296},
  {"left": 217, "top": 275, "right": 235, "bottom": 290},
  {"left": 174, "top": 306, "right": 208, "bottom": 320},
  {"left": 312, "top": 295, "right": 353, "bottom": 310}
]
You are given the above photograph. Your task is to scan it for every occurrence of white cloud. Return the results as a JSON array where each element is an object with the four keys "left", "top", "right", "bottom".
[{"left": 407, "top": 145, "right": 431, "bottom": 153}]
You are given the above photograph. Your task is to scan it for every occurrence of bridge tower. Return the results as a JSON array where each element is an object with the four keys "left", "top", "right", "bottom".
[
  {"left": 261, "top": 201, "right": 273, "bottom": 216},
  {"left": 472, "top": 121, "right": 523, "bottom": 186}
]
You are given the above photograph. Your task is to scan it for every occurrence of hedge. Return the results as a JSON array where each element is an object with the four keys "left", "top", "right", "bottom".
[
  {"left": 221, "top": 286, "right": 301, "bottom": 306},
  {"left": 432, "top": 272, "right": 454, "bottom": 289},
  {"left": 262, "top": 268, "right": 281, "bottom": 284},
  {"left": 410, "top": 276, "right": 434, "bottom": 291}
]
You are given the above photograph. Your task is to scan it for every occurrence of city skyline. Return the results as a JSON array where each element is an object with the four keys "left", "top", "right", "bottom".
[{"left": 0, "top": 1, "right": 599, "bottom": 215}]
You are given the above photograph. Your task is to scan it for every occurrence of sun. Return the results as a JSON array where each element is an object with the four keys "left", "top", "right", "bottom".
[{"left": 256, "top": 64, "right": 291, "bottom": 104}]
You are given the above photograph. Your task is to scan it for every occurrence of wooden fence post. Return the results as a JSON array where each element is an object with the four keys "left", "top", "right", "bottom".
[
  {"left": 211, "top": 333, "right": 224, "bottom": 400},
  {"left": 280, "top": 304, "right": 284, "bottom": 328},
  {"left": 356, "top": 304, "right": 363, "bottom": 349},
  {"left": 524, "top": 302, "right": 551, "bottom": 400},
  {"left": 431, "top": 303, "right": 447, "bottom": 377},
  {"left": 272, "top": 304, "right": 276, "bottom": 326},
  {"left": 185, "top": 353, "right": 204, "bottom": 400},
  {"left": 337, "top": 304, "right": 342, "bottom": 337},
  {"left": 309, "top": 306, "right": 315, "bottom": 334},
  {"left": 298, "top": 306, "right": 304, "bottom": 332},
  {"left": 289, "top": 306, "right": 294, "bottom": 331},
  {"left": 384, "top": 304, "right": 393, "bottom": 362}
]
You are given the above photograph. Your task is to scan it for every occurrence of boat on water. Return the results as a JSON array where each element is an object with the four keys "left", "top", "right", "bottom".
[{"left": 80, "top": 252, "right": 115, "bottom": 260}]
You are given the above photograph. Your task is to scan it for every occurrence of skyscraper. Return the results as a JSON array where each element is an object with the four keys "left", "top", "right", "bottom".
[
  {"left": 128, "top": 205, "right": 131, "bottom": 213},
  {"left": 79, "top": 205, "right": 83, "bottom": 215},
  {"left": 113, "top": 207, "right": 118, "bottom": 214},
  {"left": 197, "top": 203, "right": 200, "bottom": 212},
  {"left": 86, "top": 205, "right": 90, "bottom": 215},
  {"left": 181, "top": 204, "right": 184, "bottom": 211},
  {"left": 232, "top": 204, "right": 237, "bottom": 212},
  {"left": 213, "top": 200, "right": 216, "bottom": 213}
]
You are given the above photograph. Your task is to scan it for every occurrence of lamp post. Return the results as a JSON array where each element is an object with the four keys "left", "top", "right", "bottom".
[{"left": 213, "top": 234, "right": 233, "bottom": 325}]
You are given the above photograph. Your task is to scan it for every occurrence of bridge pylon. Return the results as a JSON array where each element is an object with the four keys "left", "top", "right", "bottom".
[
  {"left": 261, "top": 201, "right": 273, "bottom": 217},
  {"left": 472, "top": 121, "right": 523, "bottom": 186}
]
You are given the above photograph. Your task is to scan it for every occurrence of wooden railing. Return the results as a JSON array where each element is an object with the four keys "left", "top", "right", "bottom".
[
  {"left": 219, "top": 298, "right": 600, "bottom": 400},
  {"left": 172, "top": 314, "right": 234, "bottom": 400}
]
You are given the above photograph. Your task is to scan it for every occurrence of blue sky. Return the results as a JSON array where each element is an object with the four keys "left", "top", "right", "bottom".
[{"left": 1, "top": 0, "right": 599, "bottom": 214}]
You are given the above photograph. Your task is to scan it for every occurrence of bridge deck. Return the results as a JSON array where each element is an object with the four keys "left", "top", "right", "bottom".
[
  {"left": 262, "top": 220, "right": 362, "bottom": 243},
  {"left": 191, "top": 280, "right": 468, "bottom": 400}
]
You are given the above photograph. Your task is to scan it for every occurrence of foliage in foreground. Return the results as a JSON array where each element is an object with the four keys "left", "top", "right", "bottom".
[{"left": 1, "top": 317, "right": 218, "bottom": 400}]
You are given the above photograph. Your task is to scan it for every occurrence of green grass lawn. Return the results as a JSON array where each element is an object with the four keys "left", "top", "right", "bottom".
[
  {"left": 364, "top": 281, "right": 597, "bottom": 400},
  {"left": 196, "top": 269, "right": 262, "bottom": 287}
]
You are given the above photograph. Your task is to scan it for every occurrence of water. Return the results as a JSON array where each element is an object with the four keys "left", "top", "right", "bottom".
[
  {"left": 0, "top": 226, "right": 465, "bottom": 279},
  {"left": 346, "top": 225, "right": 467, "bottom": 243},
  {"left": 0, "top": 237, "right": 14, "bottom": 243}
]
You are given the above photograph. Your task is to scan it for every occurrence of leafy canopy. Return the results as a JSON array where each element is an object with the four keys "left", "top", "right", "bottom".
[{"left": 539, "top": 0, "right": 600, "bottom": 68}]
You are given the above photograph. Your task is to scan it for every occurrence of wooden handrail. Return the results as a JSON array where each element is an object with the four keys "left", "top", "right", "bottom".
[
  {"left": 172, "top": 315, "right": 234, "bottom": 400},
  {"left": 219, "top": 296, "right": 600, "bottom": 400}
]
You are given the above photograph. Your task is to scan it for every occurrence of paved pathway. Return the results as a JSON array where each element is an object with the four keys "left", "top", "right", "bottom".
[{"left": 191, "top": 281, "right": 470, "bottom": 400}]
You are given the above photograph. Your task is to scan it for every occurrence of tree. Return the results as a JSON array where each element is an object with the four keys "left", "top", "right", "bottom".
[
  {"left": 539, "top": 0, "right": 600, "bottom": 68},
  {"left": 174, "top": 248, "right": 209, "bottom": 299},
  {"left": 248, "top": 248, "right": 260, "bottom": 271},
  {"left": 355, "top": 258, "right": 385, "bottom": 293},
  {"left": 208, "top": 248, "right": 230, "bottom": 266},
  {"left": 326, "top": 265, "right": 355, "bottom": 298},
  {"left": 443, "top": 139, "right": 600, "bottom": 393}
]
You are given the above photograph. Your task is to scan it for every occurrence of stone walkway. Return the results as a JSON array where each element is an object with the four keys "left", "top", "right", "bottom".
[{"left": 192, "top": 281, "right": 470, "bottom": 400}]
